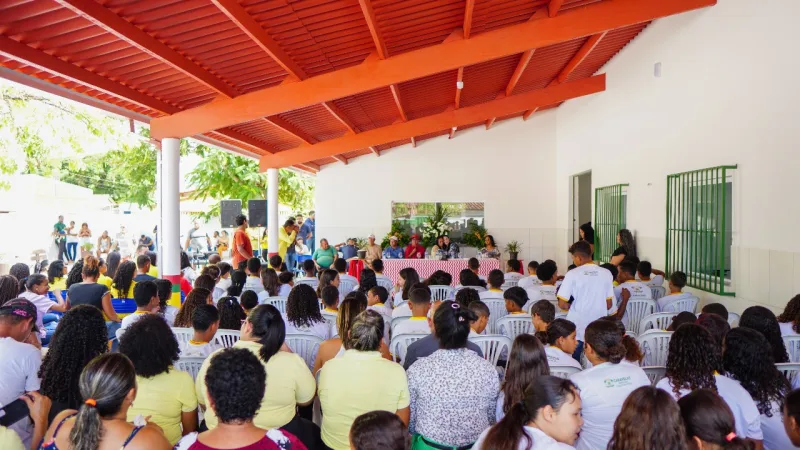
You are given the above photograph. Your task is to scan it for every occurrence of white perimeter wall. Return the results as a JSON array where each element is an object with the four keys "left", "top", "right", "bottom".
[{"left": 315, "top": 110, "right": 560, "bottom": 264}]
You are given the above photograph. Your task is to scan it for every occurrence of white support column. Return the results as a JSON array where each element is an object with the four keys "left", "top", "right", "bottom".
[
  {"left": 155, "top": 143, "right": 163, "bottom": 275},
  {"left": 161, "top": 138, "right": 181, "bottom": 289},
  {"left": 267, "top": 168, "right": 279, "bottom": 257}
]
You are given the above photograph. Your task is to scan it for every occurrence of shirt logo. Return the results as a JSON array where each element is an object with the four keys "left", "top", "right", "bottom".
[{"left": 604, "top": 376, "right": 633, "bottom": 388}]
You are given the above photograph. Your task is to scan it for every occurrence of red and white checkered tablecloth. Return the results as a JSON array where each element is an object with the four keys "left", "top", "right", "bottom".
[{"left": 382, "top": 258, "right": 501, "bottom": 286}]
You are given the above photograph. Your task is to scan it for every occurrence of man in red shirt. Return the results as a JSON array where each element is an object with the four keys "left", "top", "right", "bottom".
[
  {"left": 404, "top": 234, "right": 426, "bottom": 259},
  {"left": 232, "top": 214, "right": 253, "bottom": 269}
]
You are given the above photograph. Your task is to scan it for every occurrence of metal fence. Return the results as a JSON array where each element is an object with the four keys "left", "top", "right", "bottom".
[
  {"left": 594, "top": 184, "right": 628, "bottom": 263},
  {"left": 666, "top": 166, "right": 736, "bottom": 296}
]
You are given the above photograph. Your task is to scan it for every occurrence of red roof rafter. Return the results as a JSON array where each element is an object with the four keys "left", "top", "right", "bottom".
[
  {"left": 389, "top": 84, "right": 414, "bottom": 146},
  {"left": 321, "top": 101, "right": 376, "bottom": 160},
  {"left": 264, "top": 116, "right": 317, "bottom": 145},
  {"left": 464, "top": 0, "right": 476, "bottom": 39},
  {"left": 261, "top": 74, "right": 605, "bottom": 169},
  {"left": 359, "top": 0, "right": 388, "bottom": 60},
  {"left": 549, "top": 0, "right": 566, "bottom": 17}
]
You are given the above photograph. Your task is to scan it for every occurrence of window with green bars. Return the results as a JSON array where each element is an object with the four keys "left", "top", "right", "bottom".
[
  {"left": 666, "top": 165, "right": 736, "bottom": 296},
  {"left": 594, "top": 184, "right": 628, "bottom": 263}
]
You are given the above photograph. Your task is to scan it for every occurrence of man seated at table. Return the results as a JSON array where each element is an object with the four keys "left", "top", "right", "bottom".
[
  {"left": 364, "top": 234, "right": 382, "bottom": 266},
  {"left": 404, "top": 234, "right": 425, "bottom": 259},
  {"left": 382, "top": 236, "right": 404, "bottom": 259},
  {"left": 335, "top": 238, "right": 359, "bottom": 260}
]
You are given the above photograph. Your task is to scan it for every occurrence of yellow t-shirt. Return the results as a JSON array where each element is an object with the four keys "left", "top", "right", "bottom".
[
  {"left": 196, "top": 340, "right": 316, "bottom": 430},
  {"left": 126, "top": 369, "right": 197, "bottom": 445},
  {"left": 147, "top": 266, "right": 159, "bottom": 278},
  {"left": 110, "top": 282, "right": 136, "bottom": 299},
  {"left": 50, "top": 277, "right": 66, "bottom": 292},
  {"left": 98, "top": 274, "right": 113, "bottom": 289},
  {"left": 0, "top": 426, "right": 24, "bottom": 450},
  {"left": 318, "top": 350, "right": 410, "bottom": 450}
]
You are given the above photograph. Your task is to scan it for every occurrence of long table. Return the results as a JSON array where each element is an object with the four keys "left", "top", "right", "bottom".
[{"left": 381, "top": 258, "right": 501, "bottom": 286}]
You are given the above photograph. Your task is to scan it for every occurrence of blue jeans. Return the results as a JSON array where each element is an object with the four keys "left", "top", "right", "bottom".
[
  {"left": 66, "top": 242, "right": 78, "bottom": 261},
  {"left": 572, "top": 340, "right": 584, "bottom": 363},
  {"left": 42, "top": 314, "right": 60, "bottom": 346},
  {"left": 286, "top": 252, "right": 297, "bottom": 273}
]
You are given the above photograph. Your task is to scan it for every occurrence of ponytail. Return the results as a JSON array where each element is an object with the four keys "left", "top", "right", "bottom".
[
  {"left": 482, "top": 401, "right": 532, "bottom": 450},
  {"left": 26, "top": 274, "right": 47, "bottom": 292},
  {"left": 82, "top": 255, "right": 100, "bottom": 278},
  {"left": 678, "top": 389, "right": 756, "bottom": 450},
  {"left": 247, "top": 304, "right": 285, "bottom": 363}
]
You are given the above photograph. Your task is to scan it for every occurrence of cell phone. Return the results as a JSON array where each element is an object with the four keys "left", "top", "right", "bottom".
[{"left": 0, "top": 397, "right": 30, "bottom": 427}]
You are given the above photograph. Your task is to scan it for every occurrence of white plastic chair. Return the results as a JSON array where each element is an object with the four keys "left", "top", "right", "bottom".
[
  {"left": 650, "top": 286, "right": 667, "bottom": 301},
  {"left": 321, "top": 312, "right": 337, "bottom": 333},
  {"left": 639, "top": 312, "right": 678, "bottom": 334},
  {"left": 501, "top": 280, "right": 518, "bottom": 290},
  {"left": 389, "top": 333, "right": 425, "bottom": 363},
  {"left": 625, "top": 330, "right": 637, "bottom": 339},
  {"left": 175, "top": 356, "right": 206, "bottom": 381},
  {"left": 625, "top": 299, "right": 657, "bottom": 335},
  {"left": 662, "top": 297, "right": 698, "bottom": 314},
  {"left": 783, "top": 336, "right": 800, "bottom": 363},
  {"left": 777, "top": 362, "right": 800, "bottom": 386},
  {"left": 636, "top": 331, "right": 673, "bottom": 367},
  {"left": 264, "top": 297, "right": 287, "bottom": 314},
  {"left": 339, "top": 279, "right": 358, "bottom": 296},
  {"left": 642, "top": 366, "right": 667, "bottom": 385},
  {"left": 285, "top": 333, "right": 323, "bottom": 371},
  {"left": 391, "top": 316, "right": 410, "bottom": 333},
  {"left": 555, "top": 311, "right": 568, "bottom": 320},
  {"left": 469, "top": 335, "right": 512, "bottom": 368},
  {"left": 377, "top": 278, "right": 394, "bottom": 293},
  {"left": 483, "top": 299, "right": 507, "bottom": 334},
  {"left": 550, "top": 365, "right": 582, "bottom": 379},
  {"left": 429, "top": 285, "right": 455, "bottom": 301},
  {"left": 727, "top": 312, "right": 740, "bottom": 327},
  {"left": 172, "top": 327, "right": 193, "bottom": 348},
  {"left": 495, "top": 316, "right": 534, "bottom": 340},
  {"left": 454, "top": 285, "right": 486, "bottom": 294},
  {"left": 295, "top": 279, "right": 319, "bottom": 289},
  {"left": 213, "top": 330, "right": 241, "bottom": 348}
]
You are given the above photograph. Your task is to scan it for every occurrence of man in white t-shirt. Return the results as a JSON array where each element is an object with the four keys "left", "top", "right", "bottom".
[
  {"left": 479, "top": 270, "right": 506, "bottom": 301},
  {"left": 657, "top": 271, "right": 694, "bottom": 312},
  {"left": 243, "top": 257, "right": 265, "bottom": 295},
  {"left": 516, "top": 261, "right": 541, "bottom": 291},
  {"left": 333, "top": 258, "right": 358, "bottom": 285},
  {"left": 523, "top": 260, "right": 559, "bottom": 310},
  {"left": 181, "top": 304, "right": 223, "bottom": 357},
  {"left": 504, "top": 259, "right": 524, "bottom": 282},
  {"left": 611, "top": 260, "right": 653, "bottom": 329},
  {"left": 557, "top": 241, "right": 614, "bottom": 358},
  {"left": 636, "top": 261, "right": 665, "bottom": 288},
  {"left": 0, "top": 299, "right": 42, "bottom": 448},
  {"left": 392, "top": 288, "right": 432, "bottom": 336}
]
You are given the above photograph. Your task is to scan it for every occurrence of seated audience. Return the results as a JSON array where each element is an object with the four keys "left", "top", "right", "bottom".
[
  {"left": 696, "top": 312, "right": 731, "bottom": 350},
  {"left": 173, "top": 288, "right": 213, "bottom": 328},
  {"left": 70, "top": 256, "right": 119, "bottom": 336},
  {"left": 258, "top": 268, "right": 281, "bottom": 302},
  {"left": 612, "top": 259, "right": 653, "bottom": 328},
  {"left": 224, "top": 269, "right": 246, "bottom": 298},
  {"left": 240, "top": 290, "right": 259, "bottom": 316},
  {"left": 474, "top": 376, "right": 583, "bottom": 450},
  {"left": 601, "top": 263, "right": 618, "bottom": 286},
  {"left": 175, "top": 349, "right": 307, "bottom": 450},
  {"left": 216, "top": 296, "right": 246, "bottom": 330},
  {"left": 701, "top": 302, "right": 729, "bottom": 321},
  {"left": 468, "top": 257, "right": 485, "bottom": 280},
  {"left": 528, "top": 259, "right": 558, "bottom": 304},
  {"left": 678, "top": 389, "right": 757, "bottom": 450},
  {"left": 349, "top": 410, "right": 409, "bottom": 450},
  {"left": 655, "top": 324, "right": 763, "bottom": 444},
  {"left": 382, "top": 236, "right": 404, "bottom": 260},
  {"left": 116, "top": 280, "right": 159, "bottom": 339},
  {"left": 64, "top": 259, "right": 84, "bottom": 290},
  {"left": 277, "top": 271, "right": 294, "bottom": 297},
  {"left": 478, "top": 235, "right": 500, "bottom": 259},
  {"left": 41, "top": 353, "right": 170, "bottom": 450},
  {"left": 607, "top": 386, "right": 687, "bottom": 450},
  {"left": 47, "top": 260, "right": 67, "bottom": 302},
  {"left": 367, "top": 286, "right": 391, "bottom": 317},
  {"left": 778, "top": 294, "right": 800, "bottom": 337},
  {"left": 479, "top": 269, "right": 505, "bottom": 301},
  {"left": 269, "top": 255, "right": 283, "bottom": 272},
  {"left": 666, "top": 311, "right": 697, "bottom": 331},
  {"left": 215, "top": 262, "right": 233, "bottom": 292},
  {"left": 321, "top": 285, "right": 340, "bottom": 313},
  {"left": 335, "top": 238, "right": 358, "bottom": 261},
  {"left": 196, "top": 305, "right": 317, "bottom": 443},
  {"left": 243, "top": 258, "right": 264, "bottom": 294},
  {"left": 455, "top": 286, "right": 481, "bottom": 308},
  {"left": 312, "top": 239, "right": 337, "bottom": 270},
  {"left": 570, "top": 319, "right": 650, "bottom": 450},
  {"left": 740, "top": 305, "right": 790, "bottom": 364},
  {"left": 318, "top": 310, "right": 409, "bottom": 450},
  {"left": 391, "top": 283, "right": 427, "bottom": 319},
  {"left": 407, "top": 302, "right": 499, "bottom": 448},
  {"left": 517, "top": 260, "right": 541, "bottom": 290},
  {"left": 154, "top": 279, "right": 179, "bottom": 326},
  {"left": 404, "top": 234, "right": 425, "bottom": 259},
  {"left": 402, "top": 300, "right": 483, "bottom": 369},
  {"left": 19, "top": 274, "right": 65, "bottom": 344},
  {"left": 372, "top": 259, "right": 392, "bottom": 288},
  {"left": 294, "top": 237, "right": 311, "bottom": 256},
  {"left": 286, "top": 284, "right": 332, "bottom": 340},
  {"left": 724, "top": 327, "right": 796, "bottom": 450},
  {"left": 391, "top": 268, "right": 421, "bottom": 315},
  {"left": 357, "top": 268, "right": 378, "bottom": 295},
  {"left": 545, "top": 318, "right": 582, "bottom": 370},
  {"left": 316, "top": 269, "right": 340, "bottom": 299},
  {"left": 1, "top": 391, "right": 49, "bottom": 450},
  {"left": 182, "top": 304, "right": 221, "bottom": 357},
  {"left": 193, "top": 274, "right": 216, "bottom": 292},
  {"left": 393, "top": 287, "right": 432, "bottom": 336},
  {"left": 133, "top": 254, "right": 156, "bottom": 282},
  {"left": 119, "top": 315, "right": 198, "bottom": 445},
  {"left": 636, "top": 261, "right": 666, "bottom": 288},
  {"left": 505, "top": 259, "right": 523, "bottom": 282},
  {"left": 296, "top": 260, "right": 319, "bottom": 289},
  {"left": 180, "top": 251, "right": 197, "bottom": 288},
  {"left": 531, "top": 299, "right": 556, "bottom": 334},
  {"left": 785, "top": 389, "right": 800, "bottom": 446},
  {"left": 457, "top": 268, "right": 487, "bottom": 290},
  {"left": 468, "top": 300, "right": 490, "bottom": 335},
  {"left": 502, "top": 286, "right": 529, "bottom": 316},
  {"left": 38, "top": 305, "right": 108, "bottom": 422},
  {"left": 429, "top": 236, "right": 445, "bottom": 260},
  {"left": 597, "top": 316, "right": 644, "bottom": 366},
  {"left": 496, "top": 334, "right": 550, "bottom": 421},
  {"left": 658, "top": 271, "right": 694, "bottom": 311},
  {"left": 423, "top": 270, "right": 452, "bottom": 290}
]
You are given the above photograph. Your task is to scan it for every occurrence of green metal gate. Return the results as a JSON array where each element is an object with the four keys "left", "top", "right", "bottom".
[
  {"left": 666, "top": 166, "right": 736, "bottom": 296},
  {"left": 594, "top": 184, "right": 628, "bottom": 263}
]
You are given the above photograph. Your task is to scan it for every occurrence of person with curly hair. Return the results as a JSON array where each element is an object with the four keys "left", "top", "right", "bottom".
[
  {"left": 656, "top": 323, "right": 763, "bottom": 444},
  {"left": 216, "top": 296, "right": 246, "bottom": 330},
  {"left": 174, "top": 348, "right": 307, "bottom": 450},
  {"left": 38, "top": 305, "right": 108, "bottom": 422},
  {"left": 474, "top": 376, "right": 582, "bottom": 450},
  {"left": 607, "top": 386, "right": 687, "bottom": 450},
  {"left": 195, "top": 305, "right": 318, "bottom": 448},
  {"left": 723, "top": 327, "right": 795, "bottom": 450},
  {"left": 119, "top": 314, "right": 198, "bottom": 445},
  {"left": 570, "top": 319, "right": 650, "bottom": 450},
  {"left": 678, "top": 389, "right": 757, "bottom": 450},
  {"left": 357, "top": 268, "right": 378, "bottom": 296},
  {"left": 739, "top": 305, "right": 790, "bottom": 364},
  {"left": 350, "top": 410, "right": 410, "bottom": 450},
  {"left": 109, "top": 260, "right": 136, "bottom": 299},
  {"left": 610, "top": 229, "right": 637, "bottom": 266},
  {"left": 285, "top": 284, "right": 331, "bottom": 340},
  {"left": 173, "top": 288, "right": 213, "bottom": 328},
  {"left": 64, "top": 259, "right": 84, "bottom": 289},
  {"left": 41, "top": 353, "right": 171, "bottom": 450},
  {"left": 454, "top": 285, "right": 481, "bottom": 308},
  {"left": 697, "top": 312, "right": 731, "bottom": 351},
  {"left": 496, "top": 334, "right": 550, "bottom": 421},
  {"left": 778, "top": 294, "right": 800, "bottom": 337}
]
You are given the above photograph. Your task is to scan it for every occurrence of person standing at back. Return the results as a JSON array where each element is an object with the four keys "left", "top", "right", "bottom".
[
  {"left": 231, "top": 214, "right": 253, "bottom": 270},
  {"left": 557, "top": 241, "right": 614, "bottom": 360},
  {"left": 300, "top": 211, "right": 315, "bottom": 253}
]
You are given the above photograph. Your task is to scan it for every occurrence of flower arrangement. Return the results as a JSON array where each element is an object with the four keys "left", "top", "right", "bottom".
[
  {"left": 420, "top": 219, "right": 450, "bottom": 248},
  {"left": 381, "top": 221, "right": 410, "bottom": 248},
  {"left": 461, "top": 222, "right": 488, "bottom": 248}
]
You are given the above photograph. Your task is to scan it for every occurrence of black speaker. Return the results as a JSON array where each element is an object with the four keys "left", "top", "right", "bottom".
[
  {"left": 220, "top": 200, "right": 242, "bottom": 228},
  {"left": 248, "top": 200, "right": 268, "bottom": 227}
]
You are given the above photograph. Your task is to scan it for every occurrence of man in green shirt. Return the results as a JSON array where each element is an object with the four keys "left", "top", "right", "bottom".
[{"left": 53, "top": 215, "right": 67, "bottom": 262}]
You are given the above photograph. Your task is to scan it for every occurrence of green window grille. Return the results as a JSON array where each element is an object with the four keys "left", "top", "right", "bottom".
[
  {"left": 594, "top": 184, "right": 628, "bottom": 263},
  {"left": 666, "top": 165, "right": 736, "bottom": 296}
]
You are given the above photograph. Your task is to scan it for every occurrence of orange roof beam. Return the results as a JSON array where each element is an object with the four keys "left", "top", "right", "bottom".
[
  {"left": 359, "top": 0, "right": 388, "bottom": 59},
  {"left": 264, "top": 117, "right": 317, "bottom": 145},
  {"left": 464, "top": 0, "right": 476, "bottom": 39},
  {"left": 321, "top": 101, "right": 362, "bottom": 162},
  {"left": 260, "top": 75, "right": 605, "bottom": 170},
  {"left": 151, "top": 0, "right": 716, "bottom": 140},
  {"left": 549, "top": 0, "right": 566, "bottom": 17},
  {"left": 211, "top": 0, "right": 308, "bottom": 80}
]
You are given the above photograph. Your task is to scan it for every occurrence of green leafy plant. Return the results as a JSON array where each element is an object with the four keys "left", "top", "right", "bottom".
[
  {"left": 461, "top": 222, "right": 488, "bottom": 248},
  {"left": 381, "top": 221, "right": 410, "bottom": 248},
  {"left": 504, "top": 240, "right": 522, "bottom": 253},
  {"left": 354, "top": 237, "right": 368, "bottom": 250}
]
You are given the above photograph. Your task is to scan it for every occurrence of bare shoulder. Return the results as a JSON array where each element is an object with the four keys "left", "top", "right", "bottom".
[
  {"left": 127, "top": 426, "right": 172, "bottom": 450},
  {"left": 43, "top": 409, "right": 77, "bottom": 442}
]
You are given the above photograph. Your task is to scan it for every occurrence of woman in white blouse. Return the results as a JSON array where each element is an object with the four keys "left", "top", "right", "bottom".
[{"left": 475, "top": 375, "right": 583, "bottom": 450}]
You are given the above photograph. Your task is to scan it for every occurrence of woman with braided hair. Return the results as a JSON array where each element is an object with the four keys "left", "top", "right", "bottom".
[
  {"left": 216, "top": 296, "right": 246, "bottom": 330},
  {"left": 286, "top": 284, "right": 331, "bottom": 340},
  {"left": 778, "top": 294, "right": 800, "bottom": 336}
]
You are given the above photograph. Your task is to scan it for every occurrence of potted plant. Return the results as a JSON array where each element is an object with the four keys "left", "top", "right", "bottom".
[
  {"left": 355, "top": 237, "right": 368, "bottom": 259},
  {"left": 504, "top": 240, "right": 521, "bottom": 261},
  {"left": 461, "top": 222, "right": 488, "bottom": 249}
]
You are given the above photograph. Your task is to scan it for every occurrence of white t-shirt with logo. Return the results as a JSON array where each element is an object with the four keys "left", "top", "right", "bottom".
[
  {"left": 557, "top": 264, "right": 615, "bottom": 342},
  {"left": 655, "top": 374, "right": 763, "bottom": 440},
  {"left": 570, "top": 362, "right": 651, "bottom": 450},
  {"left": 504, "top": 272, "right": 524, "bottom": 282},
  {"left": 761, "top": 400, "right": 800, "bottom": 450},
  {"left": 612, "top": 281, "right": 653, "bottom": 329},
  {"left": 181, "top": 341, "right": 222, "bottom": 358},
  {"left": 474, "top": 424, "right": 576, "bottom": 450},
  {"left": 657, "top": 292, "right": 694, "bottom": 312},
  {"left": 546, "top": 346, "right": 582, "bottom": 370},
  {"left": 517, "top": 275, "right": 542, "bottom": 291},
  {"left": 526, "top": 285, "right": 558, "bottom": 303},
  {"left": 639, "top": 275, "right": 664, "bottom": 288},
  {"left": 392, "top": 317, "right": 431, "bottom": 336}
]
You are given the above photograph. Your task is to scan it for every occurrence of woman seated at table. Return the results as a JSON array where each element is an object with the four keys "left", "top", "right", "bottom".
[
  {"left": 404, "top": 234, "right": 425, "bottom": 259},
  {"left": 313, "top": 238, "right": 337, "bottom": 270},
  {"left": 440, "top": 235, "right": 460, "bottom": 259},
  {"left": 430, "top": 236, "right": 445, "bottom": 260},
  {"left": 478, "top": 235, "right": 500, "bottom": 259}
]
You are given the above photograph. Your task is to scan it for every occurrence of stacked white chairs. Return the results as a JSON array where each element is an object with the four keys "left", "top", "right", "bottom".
[
  {"left": 642, "top": 366, "right": 667, "bottom": 385},
  {"left": 638, "top": 312, "right": 678, "bottom": 334},
  {"left": 662, "top": 296, "right": 698, "bottom": 314},
  {"left": 625, "top": 299, "right": 657, "bottom": 335},
  {"left": 468, "top": 335, "right": 511, "bottom": 368},
  {"left": 783, "top": 336, "right": 800, "bottom": 363},
  {"left": 172, "top": 327, "right": 193, "bottom": 349},
  {"left": 454, "top": 285, "right": 486, "bottom": 294},
  {"left": 649, "top": 286, "right": 667, "bottom": 301},
  {"left": 263, "top": 297, "right": 288, "bottom": 314},
  {"left": 389, "top": 333, "right": 425, "bottom": 364},
  {"left": 285, "top": 333, "right": 323, "bottom": 371},
  {"left": 175, "top": 356, "right": 206, "bottom": 381},
  {"left": 429, "top": 285, "right": 455, "bottom": 301},
  {"left": 295, "top": 279, "right": 319, "bottom": 289},
  {"left": 338, "top": 279, "right": 358, "bottom": 296},
  {"left": 550, "top": 365, "right": 581, "bottom": 379},
  {"left": 727, "top": 312, "right": 740, "bottom": 327},
  {"left": 636, "top": 331, "right": 673, "bottom": 367},
  {"left": 213, "top": 330, "right": 241, "bottom": 348},
  {"left": 495, "top": 316, "right": 534, "bottom": 341},
  {"left": 777, "top": 362, "right": 800, "bottom": 386},
  {"left": 501, "top": 280, "right": 518, "bottom": 290},
  {"left": 625, "top": 330, "right": 637, "bottom": 339},
  {"left": 390, "top": 316, "right": 410, "bottom": 335},
  {"left": 483, "top": 299, "right": 507, "bottom": 334}
]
